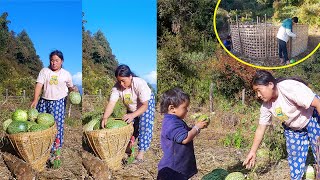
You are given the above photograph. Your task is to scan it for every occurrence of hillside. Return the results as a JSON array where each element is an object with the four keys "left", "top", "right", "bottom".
[
  {"left": 82, "top": 13, "right": 118, "bottom": 97},
  {"left": 0, "top": 12, "right": 43, "bottom": 96}
]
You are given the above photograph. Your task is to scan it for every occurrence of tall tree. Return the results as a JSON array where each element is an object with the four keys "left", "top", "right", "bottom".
[
  {"left": 0, "top": 12, "right": 43, "bottom": 96},
  {"left": 92, "top": 30, "right": 117, "bottom": 76},
  {"left": 82, "top": 13, "right": 118, "bottom": 95},
  {"left": 0, "top": 12, "right": 11, "bottom": 53},
  {"left": 16, "top": 30, "right": 43, "bottom": 77}
]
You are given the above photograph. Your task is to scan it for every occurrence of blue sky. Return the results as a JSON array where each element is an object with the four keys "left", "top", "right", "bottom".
[
  {"left": 0, "top": 0, "right": 82, "bottom": 85},
  {"left": 83, "top": 0, "right": 157, "bottom": 84}
]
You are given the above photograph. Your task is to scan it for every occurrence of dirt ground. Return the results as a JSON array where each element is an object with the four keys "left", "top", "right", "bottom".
[
  {"left": 81, "top": 110, "right": 292, "bottom": 180},
  {"left": 0, "top": 107, "right": 294, "bottom": 180},
  {"left": 0, "top": 125, "right": 82, "bottom": 179},
  {"left": 0, "top": 106, "right": 293, "bottom": 179}
]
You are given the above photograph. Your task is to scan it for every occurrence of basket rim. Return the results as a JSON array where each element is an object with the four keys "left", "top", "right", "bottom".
[{"left": 85, "top": 123, "right": 132, "bottom": 134}]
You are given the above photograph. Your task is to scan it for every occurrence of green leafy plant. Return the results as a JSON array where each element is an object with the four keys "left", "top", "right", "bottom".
[
  {"left": 263, "top": 124, "right": 287, "bottom": 162},
  {"left": 223, "top": 129, "right": 247, "bottom": 149}
]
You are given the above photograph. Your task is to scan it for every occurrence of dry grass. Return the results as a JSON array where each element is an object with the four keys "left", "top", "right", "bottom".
[
  {"left": 0, "top": 100, "right": 82, "bottom": 179},
  {"left": 83, "top": 104, "right": 292, "bottom": 180},
  {"left": 0, "top": 99, "right": 294, "bottom": 179}
]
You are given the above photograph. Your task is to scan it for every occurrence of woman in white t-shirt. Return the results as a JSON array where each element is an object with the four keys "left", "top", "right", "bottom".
[
  {"left": 31, "top": 50, "right": 77, "bottom": 168},
  {"left": 243, "top": 70, "right": 320, "bottom": 179},
  {"left": 101, "top": 64, "right": 155, "bottom": 163}
]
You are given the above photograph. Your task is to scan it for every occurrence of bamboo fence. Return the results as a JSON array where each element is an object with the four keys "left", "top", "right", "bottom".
[{"left": 229, "top": 16, "right": 308, "bottom": 60}]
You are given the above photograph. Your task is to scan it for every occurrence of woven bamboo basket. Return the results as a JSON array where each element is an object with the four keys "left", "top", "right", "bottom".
[
  {"left": 7, "top": 123, "right": 57, "bottom": 172},
  {"left": 84, "top": 122, "right": 133, "bottom": 170}
]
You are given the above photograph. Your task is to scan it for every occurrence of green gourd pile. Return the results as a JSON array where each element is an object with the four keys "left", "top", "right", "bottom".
[{"left": 3, "top": 108, "right": 55, "bottom": 134}]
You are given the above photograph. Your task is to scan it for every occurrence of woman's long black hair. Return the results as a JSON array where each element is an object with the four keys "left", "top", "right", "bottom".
[
  {"left": 115, "top": 64, "right": 137, "bottom": 77},
  {"left": 49, "top": 50, "right": 64, "bottom": 69},
  {"left": 251, "top": 70, "right": 308, "bottom": 87}
]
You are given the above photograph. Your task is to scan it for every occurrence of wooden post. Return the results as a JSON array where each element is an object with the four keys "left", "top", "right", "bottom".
[
  {"left": 6, "top": 89, "right": 8, "bottom": 100},
  {"left": 82, "top": 88, "right": 85, "bottom": 102},
  {"left": 289, "top": 36, "right": 293, "bottom": 59},
  {"left": 242, "top": 89, "right": 245, "bottom": 105},
  {"left": 209, "top": 83, "right": 214, "bottom": 112},
  {"left": 265, "top": 14, "right": 268, "bottom": 59},
  {"left": 236, "top": 15, "right": 244, "bottom": 55},
  {"left": 23, "top": 90, "right": 26, "bottom": 102},
  {"left": 99, "top": 89, "right": 102, "bottom": 101},
  {"left": 68, "top": 104, "right": 72, "bottom": 118}
]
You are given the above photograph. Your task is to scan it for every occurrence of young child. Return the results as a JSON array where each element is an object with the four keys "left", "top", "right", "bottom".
[
  {"left": 157, "top": 87, "right": 207, "bottom": 180},
  {"left": 243, "top": 70, "right": 320, "bottom": 180},
  {"left": 223, "top": 35, "right": 232, "bottom": 51}
]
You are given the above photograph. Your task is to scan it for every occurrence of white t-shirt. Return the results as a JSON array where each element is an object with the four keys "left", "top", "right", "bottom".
[
  {"left": 109, "top": 77, "right": 151, "bottom": 112},
  {"left": 36, "top": 68, "right": 73, "bottom": 100},
  {"left": 259, "top": 80, "right": 315, "bottom": 130},
  {"left": 277, "top": 26, "right": 296, "bottom": 42}
]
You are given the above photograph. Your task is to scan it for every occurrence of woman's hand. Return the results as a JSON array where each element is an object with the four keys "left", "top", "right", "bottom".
[
  {"left": 195, "top": 121, "right": 208, "bottom": 129},
  {"left": 243, "top": 151, "right": 256, "bottom": 169},
  {"left": 101, "top": 118, "right": 108, "bottom": 129},
  {"left": 31, "top": 83, "right": 43, "bottom": 109},
  {"left": 30, "top": 100, "right": 38, "bottom": 108},
  {"left": 123, "top": 113, "right": 135, "bottom": 123},
  {"left": 101, "top": 101, "right": 117, "bottom": 128},
  {"left": 69, "top": 85, "right": 79, "bottom": 92},
  {"left": 242, "top": 124, "right": 267, "bottom": 169}
]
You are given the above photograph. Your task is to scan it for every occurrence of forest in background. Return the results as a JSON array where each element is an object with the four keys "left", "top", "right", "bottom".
[
  {"left": 0, "top": 2, "right": 318, "bottom": 179},
  {"left": 1, "top": 2, "right": 319, "bottom": 104},
  {"left": 157, "top": 1, "right": 320, "bottom": 174},
  {"left": 216, "top": 0, "right": 320, "bottom": 30},
  {"left": 0, "top": 12, "right": 43, "bottom": 97},
  {"left": 157, "top": 0, "right": 320, "bottom": 169},
  {"left": 82, "top": 13, "right": 118, "bottom": 97},
  {"left": 82, "top": 12, "right": 156, "bottom": 98},
  {"left": 158, "top": 0, "right": 320, "bottom": 107},
  {"left": 0, "top": 12, "right": 82, "bottom": 180},
  {"left": 0, "top": 11, "right": 120, "bottom": 98}
]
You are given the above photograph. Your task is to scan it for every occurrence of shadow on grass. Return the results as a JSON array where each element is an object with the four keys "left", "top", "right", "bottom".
[
  {"left": 0, "top": 136, "right": 20, "bottom": 158},
  {"left": 226, "top": 160, "right": 252, "bottom": 174}
]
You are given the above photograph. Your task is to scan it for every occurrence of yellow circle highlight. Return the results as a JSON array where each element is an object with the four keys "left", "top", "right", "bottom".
[{"left": 213, "top": 0, "right": 320, "bottom": 70}]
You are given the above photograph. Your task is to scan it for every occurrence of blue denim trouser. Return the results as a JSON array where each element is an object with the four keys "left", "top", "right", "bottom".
[
  {"left": 132, "top": 93, "right": 155, "bottom": 151},
  {"left": 37, "top": 97, "right": 66, "bottom": 151},
  {"left": 278, "top": 38, "right": 289, "bottom": 61}
]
